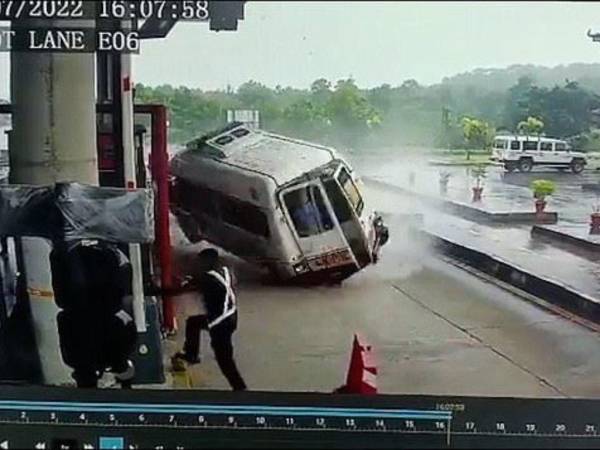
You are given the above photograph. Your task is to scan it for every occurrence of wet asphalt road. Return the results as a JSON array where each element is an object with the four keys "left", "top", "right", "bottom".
[
  {"left": 357, "top": 153, "right": 600, "bottom": 301},
  {"left": 167, "top": 171, "right": 600, "bottom": 398}
]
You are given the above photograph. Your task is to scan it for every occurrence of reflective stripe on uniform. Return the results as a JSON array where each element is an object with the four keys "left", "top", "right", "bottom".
[{"left": 207, "top": 267, "right": 237, "bottom": 329}]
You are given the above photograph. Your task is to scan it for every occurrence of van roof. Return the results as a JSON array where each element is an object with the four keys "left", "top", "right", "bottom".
[
  {"left": 495, "top": 135, "right": 568, "bottom": 144},
  {"left": 183, "top": 124, "right": 339, "bottom": 185}
]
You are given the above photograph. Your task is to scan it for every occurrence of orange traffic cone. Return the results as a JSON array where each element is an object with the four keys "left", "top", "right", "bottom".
[{"left": 335, "top": 334, "right": 378, "bottom": 395}]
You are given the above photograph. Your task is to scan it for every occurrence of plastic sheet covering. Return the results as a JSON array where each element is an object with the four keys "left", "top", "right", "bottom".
[
  {"left": 0, "top": 185, "right": 58, "bottom": 238},
  {"left": 0, "top": 183, "right": 154, "bottom": 243},
  {"left": 56, "top": 183, "right": 154, "bottom": 243}
]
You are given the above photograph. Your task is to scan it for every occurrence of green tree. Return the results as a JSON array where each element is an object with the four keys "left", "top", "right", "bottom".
[
  {"left": 326, "top": 78, "right": 382, "bottom": 146},
  {"left": 282, "top": 100, "right": 331, "bottom": 140},
  {"left": 367, "top": 84, "right": 393, "bottom": 114},
  {"left": 504, "top": 76, "right": 535, "bottom": 129},
  {"left": 310, "top": 78, "right": 332, "bottom": 106},
  {"left": 461, "top": 117, "right": 495, "bottom": 159},
  {"left": 517, "top": 116, "right": 544, "bottom": 136}
]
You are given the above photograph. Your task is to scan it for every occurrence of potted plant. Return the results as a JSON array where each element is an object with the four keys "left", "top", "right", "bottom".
[
  {"left": 439, "top": 170, "right": 451, "bottom": 195},
  {"left": 530, "top": 179, "right": 556, "bottom": 217},
  {"left": 471, "top": 164, "right": 487, "bottom": 202},
  {"left": 591, "top": 197, "right": 600, "bottom": 235}
]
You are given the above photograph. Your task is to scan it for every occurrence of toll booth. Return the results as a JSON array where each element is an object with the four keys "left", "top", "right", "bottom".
[
  {"left": 0, "top": 103, "right": 174, "bottom": 386},
  {"left": 93, "top": 104, "right": 174, "bottom": 385}
]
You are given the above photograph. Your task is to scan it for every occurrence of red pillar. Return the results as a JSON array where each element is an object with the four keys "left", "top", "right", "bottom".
[{"left": 150, "top": 105, "right": 176, "bottom": 333}]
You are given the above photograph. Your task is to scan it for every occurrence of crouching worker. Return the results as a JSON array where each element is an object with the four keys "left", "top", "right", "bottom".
[
  {"left": 50, "top": 239, "right": 137, "bottom": 388},
  {"left": 157, "top": 248, "right": 247, "bottom": 391}
]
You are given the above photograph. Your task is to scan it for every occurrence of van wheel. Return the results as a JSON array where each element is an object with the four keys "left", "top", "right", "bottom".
[
  {"left": 571, "top": 159, "right": 585, "bottom": 174},
  {"left": 504, "top": 162, "right": 517, "bottom": 173},
  {"left": 518, "top": 158, "right": 533, "bottom": 172}
]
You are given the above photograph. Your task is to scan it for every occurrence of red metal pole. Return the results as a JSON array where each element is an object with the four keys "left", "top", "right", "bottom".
[{"left": 150, "top": 105, "right": 176, "bottom": 333}]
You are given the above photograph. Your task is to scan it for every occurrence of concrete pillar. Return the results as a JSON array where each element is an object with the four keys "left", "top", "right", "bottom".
[
  {"left": 10, "top": 41, "right": 97, "bottom": 384},
  {"left": 120, "top": 52, "right": 147, "bottom": 333}
]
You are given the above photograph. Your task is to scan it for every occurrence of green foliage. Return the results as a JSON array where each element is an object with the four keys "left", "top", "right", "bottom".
[
  {"left": 461, "top": 117, "right": 496, "bottom": 160},
  {"left": 134, "top": 64, "right": 600, "bottom": 146},
  {"left": 326, "top": 78, "right": 382, "bottom": 146},
  {"left": 517, "top": 116, "right": 544, "bottom": 135},
  {"left": 461, "top": 117, "right": 495, "bottom": 150},
  {"left": 531, "top": 179, "right": 556, "bottom": 200},
  {"left": 505, "top": 79, "right": 600, "bottom": 138}
]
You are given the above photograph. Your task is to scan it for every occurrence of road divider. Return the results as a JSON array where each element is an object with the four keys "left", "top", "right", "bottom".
[
  {"left": 532, "top": 224, "right": 600, "bottom": 253},
  {"left": 424, "top": 231, "right": 600, "bottom": 325},
  {"left": 364, "top": 178, "right": 558, "bottom": 224}
]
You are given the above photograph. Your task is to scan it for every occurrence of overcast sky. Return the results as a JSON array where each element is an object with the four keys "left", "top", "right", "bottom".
[{"left": 2, "top": 1, "right": 600, "bottom": 97}]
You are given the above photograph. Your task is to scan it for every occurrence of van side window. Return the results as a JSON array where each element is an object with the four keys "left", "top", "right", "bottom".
[
  {"left": 523, "top": 141, "right": 538, "bottom": 151},
  {"left": 231, "top": 128, "right": 250, "bottom": 138},
  {"left": 177, "top": 180, "right": 269, "bottom": 238},
  {"left": 324, "top": 179, "right": 354, "bottom": 224},
  {"left": 540, "top": 142, "right": 553, "bottom": 151},
  {"left": 338, "top": 168, "right": 364, "bottom": 216},
  {"left": 220, "top": 196, "right": 270, "bottom": 238},
  {"left": 178, "top": 180, "right": 218, "bottom": 216},
  {"left": 215, "top": 135, "right": 235, "bottom": 146},
  {"left": 510, "top": 140, "right": 520, "bottom": 150},
  {"left": 555, "top": 142, "right": 567, "bottom": 151},
  {"left": 194, "top": 185, "right": 218, "bottom": 216},
  {"left": 494, "top": 140, "right": 507, "bottom": 149},
  {"left": 284, "top": 186, "right": 334, "bottom": 238}
]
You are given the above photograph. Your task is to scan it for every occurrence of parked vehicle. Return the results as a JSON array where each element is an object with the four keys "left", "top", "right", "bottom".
[
  {"left": 169, "top": 123, "right": 389, "bottom": 283},
  {"left": 490, "top": 135, "right": 587, "bottom": 174}
]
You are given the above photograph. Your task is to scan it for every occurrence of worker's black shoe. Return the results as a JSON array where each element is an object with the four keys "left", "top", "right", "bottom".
[{"left": 173, "top": 352, "right": 201, "bottom": 365}]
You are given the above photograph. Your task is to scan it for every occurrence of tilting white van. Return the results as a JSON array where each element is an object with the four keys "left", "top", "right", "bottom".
[{"left": 170, "top": 123, "right": 389, "bottom": 284}]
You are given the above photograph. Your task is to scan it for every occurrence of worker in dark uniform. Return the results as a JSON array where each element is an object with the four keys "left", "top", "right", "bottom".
[{"left": 167, "top": 248, "right": 247, "bottom": 391}]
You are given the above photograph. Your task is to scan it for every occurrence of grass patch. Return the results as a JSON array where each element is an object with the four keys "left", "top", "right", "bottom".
[{"left": 429, "top": 152, "right": 492, "bottom": 166}]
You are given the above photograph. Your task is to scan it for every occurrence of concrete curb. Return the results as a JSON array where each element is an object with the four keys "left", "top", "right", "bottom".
[
  {"left": 582, "top": 183, "right": 600, "bottom": 193},
  {"left": 424, "top": 231, "right": 600, "bottom": 325},
  {"left": 428, "top": 160, "right": 492, "bottom": 167},
  {"left": 364, "top": 178, "right": 558, "bottom": 224},
  {"left": 532, "top": 225, "right": 600, "bottom": 253}
]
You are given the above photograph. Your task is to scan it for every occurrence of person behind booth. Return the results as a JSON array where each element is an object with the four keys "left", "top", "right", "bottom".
[{"left": 50, "top": 239, "right": 137, "bottom": 388}]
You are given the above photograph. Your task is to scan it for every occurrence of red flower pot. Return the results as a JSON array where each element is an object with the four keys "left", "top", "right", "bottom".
[
  {"left": 591, "top": 213, "right": 600, "bottom": 235},
  {"left": 535, "top": 199, "right": 547, "bottom": 215},
  {"left": 472, "top": 186, "right": 483, "bottom": 203}
]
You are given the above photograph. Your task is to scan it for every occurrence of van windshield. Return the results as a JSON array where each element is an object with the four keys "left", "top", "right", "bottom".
[
  {"left": 337, "top": 168, "right": 364, "bottom": 216},
  {"left": 284, "top": 185, "right": 334, "bottom": 238}
]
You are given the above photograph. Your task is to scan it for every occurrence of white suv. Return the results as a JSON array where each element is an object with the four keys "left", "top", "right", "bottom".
[{"left": 491, "top": 136, "right": 587, "bottom": 174}]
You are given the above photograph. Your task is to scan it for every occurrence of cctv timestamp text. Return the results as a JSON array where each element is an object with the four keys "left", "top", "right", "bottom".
[
  {"left": 0, "top": 1, "right": 210, "bottom": 21},
  {"left": 98, "top": 1, "right": 210, "bottom": 21}
]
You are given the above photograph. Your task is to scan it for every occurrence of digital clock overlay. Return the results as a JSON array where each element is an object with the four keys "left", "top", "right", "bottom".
[{"left": 0, "top": 1, "right": 211, "bottom": 52}]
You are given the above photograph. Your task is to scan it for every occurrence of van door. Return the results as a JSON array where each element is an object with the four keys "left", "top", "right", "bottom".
[
  {"left": 323, "top": 166, "right": 372, "bottom": 267},
  {"left": 279, "top": 182, "right": 358, "bottom": 271},
  {"left": 540, "top": 140, "right": 559, "bottom": 165},
  {"left": 553, "top": 141, "right": 569, "bottom": 165}
]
